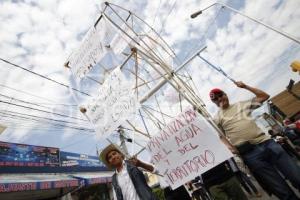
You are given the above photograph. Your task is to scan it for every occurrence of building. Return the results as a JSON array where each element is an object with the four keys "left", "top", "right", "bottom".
[
  {"left": 0, "top": 141, "right": 113, "bottom": 200},
  {"left": 269, "top": 80, "right": 300, "bottom": 122}
]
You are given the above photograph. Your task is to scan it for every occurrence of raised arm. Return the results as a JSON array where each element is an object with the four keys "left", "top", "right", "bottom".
[
  {"left": 235, "top": 81, "right": 270, "bottom": 104},
  {"left": 128, "top": 156, "right": 154, "bottom": 172}
]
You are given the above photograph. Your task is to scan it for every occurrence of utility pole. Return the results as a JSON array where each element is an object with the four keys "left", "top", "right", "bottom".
[{"left": 118, "top": 126, "right": 129, "bottom": 156}]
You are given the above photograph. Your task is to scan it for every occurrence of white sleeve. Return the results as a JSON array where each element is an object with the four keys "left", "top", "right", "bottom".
[{"left": 112, "top": 187, "right": 117, "bottom": 200}]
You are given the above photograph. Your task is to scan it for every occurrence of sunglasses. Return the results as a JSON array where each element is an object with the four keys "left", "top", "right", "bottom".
[{"left": 210, "top": 92, "right": 224, "bottom": 102}]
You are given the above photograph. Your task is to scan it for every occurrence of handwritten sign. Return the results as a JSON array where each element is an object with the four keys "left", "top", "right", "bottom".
[
  {"left": 147, "top": 107, "right": 232, "bottom": 189},
  {"left": 110, "top": 23, "right": 136, "bottom": 55},
  {"left": 84, "top": 67, "right": 139, "bottom": 138},
  {"left": 66, "top": 17, "right": 114, "bottom": 79}
]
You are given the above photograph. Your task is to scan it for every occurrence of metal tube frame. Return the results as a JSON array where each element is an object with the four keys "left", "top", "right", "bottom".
[{"left": 192, "top": 2, "right": 300, "bottom": 45}]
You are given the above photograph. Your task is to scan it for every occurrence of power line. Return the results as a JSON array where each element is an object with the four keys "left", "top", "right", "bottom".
[
  {"left": 0, "top": 84, "right": 67, "bottom": 105},
  {"left": 0, "top": 109, "right": 84, "bottom": 126},
  {"left": 151, "top": 0, "right": 162, "bottom": 27},
  {"left": 182, "top": 5, "right": 223, "bottom": 62},
  {"left": 158, "top": 0, "right": 177, "bottom": 35},
  {"left": 0, "top": 57, "right": 91, "bottom": 97},
  {"left": 60, "top": 134, "right": 95, "bottom": 149},
  {"left": 0, "top": 99, "right": 88, "bottom": 122},
  {"left": 0, "top": 112, "right": 94, "bottom": 132},
  {"left": 0, "top": 93, "right": 59, "bottom": 111},
  {"left": 0, "top": 118, "right": 81, "bottom": 131},
  {"left": 0, "top": 112, "right": 90, "bottom": 131},
  {"left": 0, "top": 93, "right": 80, "bottom": 117},
  {"left": 0, "top": 83, "right": 78, "bottom": 107}
]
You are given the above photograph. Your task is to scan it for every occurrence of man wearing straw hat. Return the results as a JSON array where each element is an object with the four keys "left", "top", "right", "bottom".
[{"left": 100, "top": 143, "right": 159, "bottom": 200}]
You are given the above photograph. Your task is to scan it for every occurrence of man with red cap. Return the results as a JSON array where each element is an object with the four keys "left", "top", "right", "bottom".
[{"left": 210, "top": 81, "right": 300, "bottom": 200}]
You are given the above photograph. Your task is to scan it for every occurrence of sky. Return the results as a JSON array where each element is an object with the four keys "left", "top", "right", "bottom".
[{"left": 0, "top": 0, "right": 299, "bottom": 157}]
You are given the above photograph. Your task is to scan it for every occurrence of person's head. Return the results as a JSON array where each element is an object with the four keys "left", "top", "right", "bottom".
[
  {"left": 268, "top": 129, "right": 275, "bottom": 136},
  {"left": 283, "top": 117, "right": 292, "bottom": 126},
  {"left": 209, "top": 88, "right": 229, "bottom": 109},
  {"left": 100, "top": 144, "right": 125, "bottom": 169}
]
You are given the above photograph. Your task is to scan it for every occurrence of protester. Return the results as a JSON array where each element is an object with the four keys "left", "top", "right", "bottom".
[
  {"left": 268, "top": 129, "right": 300, "bottom": 160},
  {"left": 228, "top": 157, "right": 262, "bottom": 198},
  {"left": 201, "top": 160, "right": 248, "bottom": 200},
  {"left": 283, "top": 118, "right": 300, "bottom": 147},
  {"left": 210, "top": 81, "right": 300, "bottom": 199},
  {"left": 284, "top": 118, "right": 300, "bottom": 134},
  {"left": 100, "top": 144, "right": 158, "bottom": 200},
  {"left": 163, "top": 186, "right": 191, "bottom": 200},
  {"left": 186, "top": 176, "right": 212, "bottom": 200}
]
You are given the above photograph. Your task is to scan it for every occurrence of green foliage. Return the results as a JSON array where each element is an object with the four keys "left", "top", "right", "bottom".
[{"left": 152, "top": 187, "right": 166, "bottom": 200}]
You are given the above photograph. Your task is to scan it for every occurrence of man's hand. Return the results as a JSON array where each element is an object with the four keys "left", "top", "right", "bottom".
[
  {"left": 228, "top": 145, "right": 239, "bottom": 155},
  {"left": 234, "top": 81, "right": 247, "bottom": 88},
  {"left": 128, "top": 156, "right": 141, "bottom": 167},
  {"left": 128, "top": 156, "right": 155, "bottom": 172},
  {"left": 234, "top": 81, "right": 270, "bottom": 104},
  {"left": 220, "top": 134, "right": 239, "bottom": 155}
]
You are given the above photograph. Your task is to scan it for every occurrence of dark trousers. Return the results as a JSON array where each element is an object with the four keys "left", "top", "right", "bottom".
[
  {"left": 208, "top": 176, "right": 248, "bottom": 200},
  {"left": 236, "top": 171, "right": 259, "bottom": 195},
  {"left": 242, "top": 139, "right": 300, "bottom": 200}
]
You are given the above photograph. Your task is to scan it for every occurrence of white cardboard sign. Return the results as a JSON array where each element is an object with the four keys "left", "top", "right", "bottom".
[
  {"left": 84, "top": 67, "right": 139, "bottom": 138},
  {"left": 67, "top": 17, "right": 114, "bottom": 79},
  {"left": 147, "top": 107, "right": 232, "bottom": 189}
]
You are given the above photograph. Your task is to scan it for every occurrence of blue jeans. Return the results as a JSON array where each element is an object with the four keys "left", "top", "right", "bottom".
[{"left": 242, "top": 139, "right": 300, "bottom": 200}]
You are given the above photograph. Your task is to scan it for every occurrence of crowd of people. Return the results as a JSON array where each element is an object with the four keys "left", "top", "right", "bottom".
[{"left": 100, "top": 81, "right": 300, "bottom": 200}]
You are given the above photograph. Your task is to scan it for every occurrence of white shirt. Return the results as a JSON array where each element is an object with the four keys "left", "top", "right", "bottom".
[{"left": 113, "top": 161, "right": 141, "bottom": 200}]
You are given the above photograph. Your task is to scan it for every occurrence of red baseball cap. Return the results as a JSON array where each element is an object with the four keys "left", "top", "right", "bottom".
[{"left": 209, "top": 88, "right": 224, "bottom": 100}]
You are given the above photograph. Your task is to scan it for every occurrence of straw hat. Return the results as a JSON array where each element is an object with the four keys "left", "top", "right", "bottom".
[{"left": 100, "top": 143, "right": 124, "bottom": 169}]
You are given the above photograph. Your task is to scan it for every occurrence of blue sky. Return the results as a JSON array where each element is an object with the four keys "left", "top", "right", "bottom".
[{"left": 0, "top": 0, "right": 299, "bottom": 158}]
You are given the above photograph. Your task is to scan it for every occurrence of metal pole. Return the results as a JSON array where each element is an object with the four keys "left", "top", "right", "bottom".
[
  {"left": 120, "top": 48, "right": 135, "bottom": 70},
  {"left": 138, "top": 50, "right": 200, "bottom": 109},
  {"left": 103, "top": 7, "right": 168, "bottom": 65},
  {"left": 139, "top": 78, "right": 168, "bottom": 104},
  {"left": 174, "top": 46, "right": 207, "bottom": 72},
  {"left": 118, "top": 126, "right": 129, "bottom": 156},
  {"left": 139, "top": 46, "right": 207, "bottom": 104},
  {"left": 198, "top": 55, "right": 236, "bottom": 83},
  {"left": 191, "top": 2, "right": 300, "bottom": 45},
  {"left": 106, "top": 2, "right": 177, "bottom": 59},
  {"left": 138, "top": 49, "right": 226, "bottom": 139}
]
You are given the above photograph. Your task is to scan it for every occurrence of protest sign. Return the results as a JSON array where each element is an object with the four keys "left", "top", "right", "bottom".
[
  {"left": 83, "top": 67, "right": 139, "bottom": 138},
  {"left": 66, "top": 17, "right": 114, "bottom": 79},
  {"left": 147, "top": 107, "right": 232, "bottom": 189}
]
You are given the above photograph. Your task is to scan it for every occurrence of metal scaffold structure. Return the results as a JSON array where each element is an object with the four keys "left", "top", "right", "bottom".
[{"left": 65, "top": 2, "right": 221, "bottom": 156}]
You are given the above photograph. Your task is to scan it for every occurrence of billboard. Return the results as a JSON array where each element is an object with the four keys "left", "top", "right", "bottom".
[
  {"left": 0, "top": 141, "right": 60, "bottom": 167},
  {"left": 0, "top": 180, "right": 80, "bottom": 193},
  {"left": 0, "top": 177, "right": 112, "bottom": 193},
  {"left": 60, "top": 151, "right": 105, "bottom": 168}
]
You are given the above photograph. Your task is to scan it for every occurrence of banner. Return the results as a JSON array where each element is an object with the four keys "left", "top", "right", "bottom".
[
  {"left": 60, "top": 151, "right": 106, "bottom": 167},
  {"left": 109, "top": 22, "right": 137, "bottom": 55},
  {"left": 0, "top": 180, "right": 80, "bottom": 193},
  {"left": 146, "top": 107, "right": 232, "bottom": 189},
  {"left": 66, "top": 16, "right": 114, "bottom": 79},
  {"left": 83, "top": 67, "right": 139, "bottom": 138},
  {"left": 0, "top": 141, "right": 60, "bottom": 167}
]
